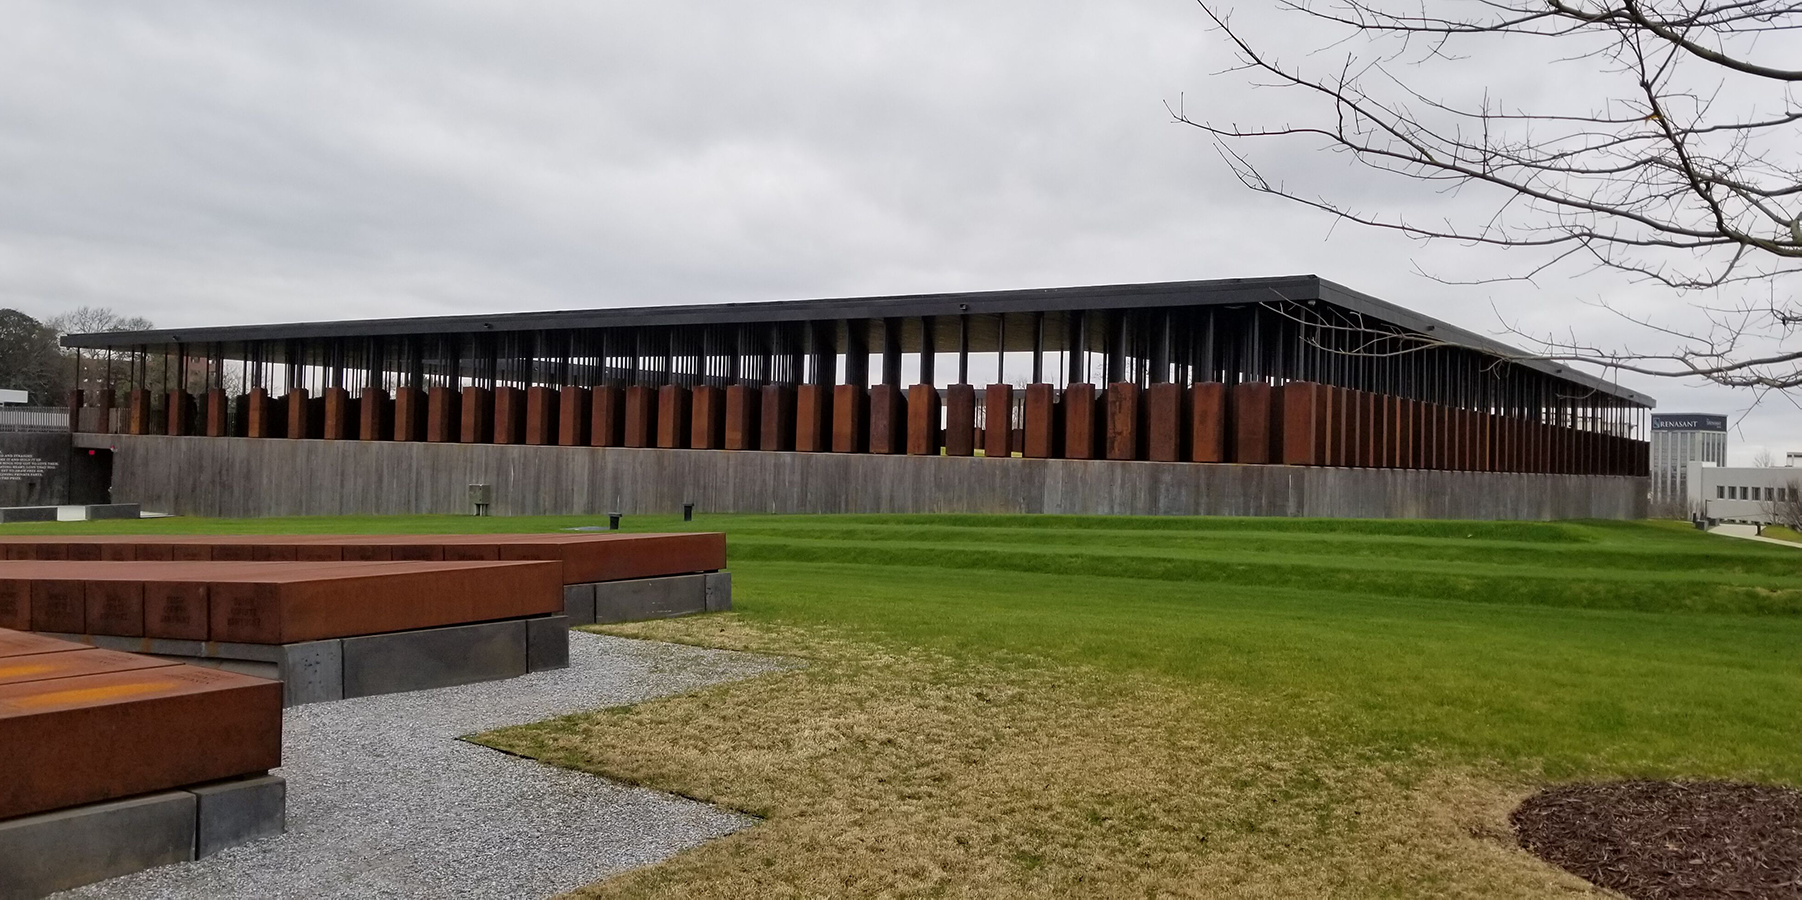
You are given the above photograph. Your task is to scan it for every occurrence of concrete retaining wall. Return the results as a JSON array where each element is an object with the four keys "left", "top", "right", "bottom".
[{"left": 84, "top": 434, "right": 1649, "bottom": 520}]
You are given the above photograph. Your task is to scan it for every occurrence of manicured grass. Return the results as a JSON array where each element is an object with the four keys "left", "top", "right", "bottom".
[{"left": 14, "top": 512, "right": 1798, "bottom": 894}]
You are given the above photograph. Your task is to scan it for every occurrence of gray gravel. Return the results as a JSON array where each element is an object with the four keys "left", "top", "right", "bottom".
[{"left": 62, "top": 631, "right": 790, "bottom": 900}]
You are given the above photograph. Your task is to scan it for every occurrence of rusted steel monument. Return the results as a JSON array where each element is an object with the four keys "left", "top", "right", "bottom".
[{"left": 57, "top": 276, "right": 1653, "bottom": 518}]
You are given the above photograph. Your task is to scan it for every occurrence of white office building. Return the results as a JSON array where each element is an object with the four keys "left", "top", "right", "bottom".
[
  {"left": 1650, "top": 413, "right": 1727, "bottom": 511},
  {"left": 1688, "top": 459, "right": 1802, "bottom": 524}
]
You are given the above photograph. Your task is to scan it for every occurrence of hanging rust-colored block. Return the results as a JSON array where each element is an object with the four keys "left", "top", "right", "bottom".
[
  {"left": 205, "top": 388, "right": 228, "bottom": 438},
  {"left": 1144, "top": 383, "right": 1182, "bottom": 462},
  {"left": 558, "top": 386, "right": 591, "bottom": 446},
  {"left": 867, "top": 384, "right": 904, "bottom": 454},
  {"left": 359, "top": 388, "right": 389, "bottom": 440},
  {"left": 943, "top": 384, "right": 976, "bottom": 456},
  {"left": 84, "top": 580, "right": 144, "bottom": 637},
  {"left": 490, "top": 386, "right": 524, "bottom": 444},
  {"left": 1058, "top": 384, "right": 1095, "bottom": 460},
  {"left": 832, "top": 385, "right": 868, "bottom": 453},
  {"left": 622, "top": 386, "right": 655, "bottom": 447},
  {"left": 523, "top": 386, "right": 558, "bottom": 445},
  {"left": 319, "top": 387, "right": 350, "bottom": 440},
  {"left": 95, "top": 387, "right": 115, "bottom": 435},
  {"left": 458, "top": 386, "right": 492, "bottom": 443},
  {"left": 759, "top": 384, "right": 795, "bottom": 451},
  {"left": 1230, "top": 382, "right": 1272, "bottom": 464},
  {"left": 656, "top": 385, "right": 691, "bottom": 449},
  {"left": 0, "top": 662, "right": 282, "bottom": 820},
  {"left": 283, "top": 388, "right": 310, "bottom": 440},
  {"left": 164, "top": 390, "right": 191, "bottom": 437},
  {"left": 723, "top": 384, "right": 760, "bottom": 450},
  {"left": 1279, "top": 381, "right": 1320, "bottom": 466},
  {"left": 906, "top": 384, "right": 941, "bottom": 456},
  {"left": 425, "top": 387, "right": 458, "bottom": 442},
  {"left": 690, "top": 385, "right": 725, "bottom": 450},
  {"left": 127, "top": 389, "right": 153, "bottom": 436},
  {"left": 593, "top": 386, "right": 627, "bottom": 447},
  {"left": 391, "top": 387, "right": 423, "bottom": 442},
  {"left": 794, "top": 384, "right": 830, "bottom": 452},
  {"left": 1188, "top": 382, "right": 1226, "bottom": 463},
  {"left": 0, "top": 646, "right": 176, "bottom": 688},
  {"left": 1022, "top": 384, "right": 1059, "bottom": 459},
  {"left": 1102, "top": 383, "right": 1137, "bottom": 461},
  {"left": 984, "top": 384, "right": 1015, "bottom": 458}
]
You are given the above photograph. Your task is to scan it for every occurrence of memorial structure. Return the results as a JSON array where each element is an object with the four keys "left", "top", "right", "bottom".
[{"left": 57, "top": 276, "right": 1654, "bottom": 519}]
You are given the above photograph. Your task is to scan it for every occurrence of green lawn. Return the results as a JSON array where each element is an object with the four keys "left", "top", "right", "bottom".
[{"left": 12, "top": 512, "right": 1798, "bottom": 894}]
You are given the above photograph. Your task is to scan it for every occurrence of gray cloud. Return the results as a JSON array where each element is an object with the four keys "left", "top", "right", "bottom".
[{"left": 0, "top": 1, "right": 1793, "bottom": 460}]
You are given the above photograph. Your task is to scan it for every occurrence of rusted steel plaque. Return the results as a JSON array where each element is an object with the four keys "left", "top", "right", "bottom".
[
  {"left": 321, "top": 387, "right": 351, "bottom": 440},
  {"left": 144, "top": 581, "right": 209, "bottom": 641},
  {"left": 906, "top": 384, "right": 941, "bottom": 456},
  {"left": 1231, "top": 382, "right": 1273, "bottom": 464},
  {"left": 1021, "top": 384, "right": 1057, "bottom": 459},
  {"left": 1144, "top": 383, "right": 1181, "bottom": 462},
  {"left": 285, "top": 389, "right": 311, "bottom": 440},
  {"left": 0, "top": 664, "right": 282, "bottom": 820},
  {"left": 656, "top": 385, "right": 691, "bottom": 449},
  {"left": 359, "top": 387, "right": 390, "bottom": 441},
  {"left": 0, "top": 629, "right": 85, "bottom": 658},
  {"left": 591, "top": 386, "right": 624, "bottom": 447},
  {"left": 984, "top": 384, "right": 1015, "bottom": 458},
  {"left": 1279, "top": 381, "right": 1320, "bottom": 466},
  {"left": 866, "top": 384, "right": 903, "bottom": 454},
  {"left": 943, "top": 384, "right": 976, "bottom": 457},
  {"left": 29, "top": 579, "right": 85, "bottom": 633},
  {"left": 84, "top": 581, "right": 144, "bottom": 637},
  {"left": 524, "top": 386, "right": 558, "bottom": 446},
  {"left": 724, "top": 384, "right": 760, "bottom": 450},
  {"left": 491, "top": 386, "right": 525, "bottom": 444},
  {"left": 208, "top": 561, "right": 561, "bottom": 644},
  {"left": 0, "top": 579, "right": 25, "bottom": 630},
  {"left": 426, "top": 387, "right": 459, "bottom": 443},
  {"left": 759, "top": 384, "right": 795, "bottom": 451},
  {"left": 558, "top": 386, "right": 591, "bottom": 446},
  {"left": 0, "top": 647, "right": 177, "bottom": 687},
  {"left": 622, "top": 385, "right": 655, "bottom": 448},
  {"left": 831, "top": 385, "right": 867, "bottom": 453},
  {"left": 127, "top": 389, "right": 153, "bottom": 436},
  {"left": 460, "top": 386, "right": 494, "bottom": 444},
  {"left": 392, "top": 386, "right": 425, "bottom": 442},
  {"left": 1103, "top": 383, "right": 1138, "bottom": 461},
  {"left": 547, "top": 532, "right": 727, "bottom": 584},
  {"left": 206, "top": 388, "right": 229, "bottom": 438},
  {"left": 690, "top": 385, "right": 725, "bottom": 450}
]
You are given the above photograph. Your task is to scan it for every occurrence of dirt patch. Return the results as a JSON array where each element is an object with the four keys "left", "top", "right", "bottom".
[{"left": 1512, "top": 780, "right": 1802, "bottom": 899}]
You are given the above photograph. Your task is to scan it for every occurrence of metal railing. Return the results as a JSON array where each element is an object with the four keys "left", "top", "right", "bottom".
[{"left": 0, "top": 407, "right": 70, "bottom": 433}]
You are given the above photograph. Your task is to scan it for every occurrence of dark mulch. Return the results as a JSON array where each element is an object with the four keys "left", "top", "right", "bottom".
[{"left": 1511, "top": 780, "right": 1802, "bottom": 899}]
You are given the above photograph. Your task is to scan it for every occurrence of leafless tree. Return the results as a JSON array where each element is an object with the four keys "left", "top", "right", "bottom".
[
  {"left": 1754, "top": 447, "right": 1776, "bottom": 466},
  {"left": 1179, "top": 1, "right": 1802, "bottom": 388},
  {"left": 1762, "top": 478, "right": 1802, "bottom": 529}
]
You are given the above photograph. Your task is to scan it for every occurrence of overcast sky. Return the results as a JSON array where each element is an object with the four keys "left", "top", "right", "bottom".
[{"left": 1, "top": 1, "right": 1793, "bottom": 462}]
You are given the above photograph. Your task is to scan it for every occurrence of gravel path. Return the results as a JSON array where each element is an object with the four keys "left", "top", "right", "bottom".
[{"left": 63, "top": 632, "right": 789, "bottom": 900}]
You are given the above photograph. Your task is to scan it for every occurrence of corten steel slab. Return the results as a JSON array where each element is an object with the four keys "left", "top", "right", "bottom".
[
  {"left": 591, "top": 386, "right": 624, "bottom": 447},
  {"left": 1061, "top": 383, "right": 1099, "bottom": 460},
  {"left": 285, "top": 389, "right": 311, "bottom": 440},
  {"left": 165, "top": 390, "right": 192, "bottom": 437},
  {"left": 656, "top": 385, "right": 690, "bottom": 449},
  {"left": 1103, "top": 383, "right": 1139, "bottom": 461},
  {"left": 724, "top": 384, "right": 761, "bottom": 450},
  {"left": 1280, "top": 381, "right": 1320, "bottom": 466},
  {"left": 460, "top": 386, "right": 494, "bottom": 444},
  {"left": 831, "top": 385, "right": 868, "bottom": 453},
  {"left": 1231, "top": 381, "right": 1273, "bottom": 464},
  {"left": 205, "top": 388, "right": 229, "bottom": 438},
  {"left": 0, "top": 647, "right": 178, "bottom": 687},
  {"left": 983, "top": 384, "right": 1015, "bottom": 458},
  {"left": 1189, "top": 382, "right": 1226, "bottom": 463},
  {"left": 392, "top": 386, "right": 425, "bottom": 442},
  {"left": 525, "top": 386, "right": 559, "bottom": 445},
  {"left": 246, "top": 388, "right": 276, "bottom": 438},
  {"left": 30, "top": 579, "right": 85, "bottom": 634},
  {"left": 207, "top": 561, "right": 562, "bottom": 644},
  {"left": 0, "top": 664, "right": 281, "bottom": 820},
  {"left": 127, "top": 389, "right": 153, "bottom": 436},
  {"left": 793, "top": 384, "right": 830, "bottom": 452},
  {"left": 943, "top": 384, "right": 976, "bottom": 457},
  {"left": 1022, "top": 383, "right": 1057, "bottom": 459},
  {"left": 359, "top": 387, "right": 390, "bottom": 441},
  {"left": 622, "top": 385, "right": 656, "bottom": 448},
  {"left": 759, "top": 384, "right": 795, "bottom": 451},
  {"left": 321, "top": 387, "right": 351, "bottom": 440},
  {"left": 0, "top": 579, "right": 24, "bottom": 630},
  {"left": 491, "top": 386, "right": 525, "bottom": 445},
  {"left": 426, "top": 387, "right": 459, "bottom": 443},
  {"left": 86, "top": 581, "right": 144, "bottom": 637},
  {"left": 906, "top": 384, "right": 941, "bottom": 456},
  {"left": 867, "top": 384, "right": 904, "bottom": 455},
  {"left": 145, "top": 580, "right": 209, "bottom": 640},
  {"left": 690, "top": 385, "right": 724, "bottom": 450},
  {"left": 557, "top": 386, "right": 591, "bottom": 446},
  {"left": 1145, "top": 383, "right": 1182, "bottom": 463},
  {"left": 0, "top": 630, "right": 85, "bottom": 658}
]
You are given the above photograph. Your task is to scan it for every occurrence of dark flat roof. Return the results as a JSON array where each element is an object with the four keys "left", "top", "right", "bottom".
[{"left": 60, "top": 274, "right": 1653, "bottom": 406}]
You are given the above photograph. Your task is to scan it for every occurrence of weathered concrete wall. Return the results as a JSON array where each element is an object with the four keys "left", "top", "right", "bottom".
[
  {"left": 0, "top": 433, "right": 71, "bottom": 507},
  {"left": 84, "top": 434, "right": 1649, "bottom": 520}
]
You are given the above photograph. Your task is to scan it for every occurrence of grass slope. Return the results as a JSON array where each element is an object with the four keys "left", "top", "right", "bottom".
[{"left": 13, "top": 513, "right": 1797, "bottom": 895}]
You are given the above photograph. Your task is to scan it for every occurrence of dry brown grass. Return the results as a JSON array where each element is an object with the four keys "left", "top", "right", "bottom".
[{"left": 474, "top": 616, "right": 1600, "bottom": 898}]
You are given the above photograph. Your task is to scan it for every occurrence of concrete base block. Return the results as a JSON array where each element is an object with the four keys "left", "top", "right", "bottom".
[
  {"left": 341, "top": 619, "right": 528, "bottom": 698},
  {"left": 0, "top": 507, "right": 57, "bottom": 524},
  {"left": 0, "top": 791, "right": 195, "bottom": 900},
  {"left": 85, "top": 503, "right": 141, "bottom": 520},
  {"left": 277, "top": 640, "right": 343, "bottom": 706},
  {"left": 191, "top": 775, "right": 286, "bottom": 859},
  {"left": 593, "top": 574, "right": 707, "bottom": 624},
  {"left": 527, "top": 615, "right": 569, "bottom": 672},
  {"left": 704, "top": 571, "right": 733, "bottom": 612},
  {"left": 562, "top": 582, "right": 597, "bottom": 626}
]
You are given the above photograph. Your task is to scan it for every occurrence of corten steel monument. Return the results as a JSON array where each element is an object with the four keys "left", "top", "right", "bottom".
[{"left": 60, "top": 276, "right": 1653, "bottom": 476}]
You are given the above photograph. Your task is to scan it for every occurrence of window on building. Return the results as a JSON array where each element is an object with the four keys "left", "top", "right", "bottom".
[{"left": 1718, "top": 485, "right": 1725, "bottom": 499}]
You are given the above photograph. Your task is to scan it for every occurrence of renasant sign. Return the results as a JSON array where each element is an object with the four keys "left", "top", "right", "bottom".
[{"left": 1651, "top": 415, "right": 1727, "bottom": 432}]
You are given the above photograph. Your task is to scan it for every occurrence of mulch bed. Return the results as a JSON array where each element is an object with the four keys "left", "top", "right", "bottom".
[{"left": 1511, "top": 780, "right": 1802, "bottom": 899}]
